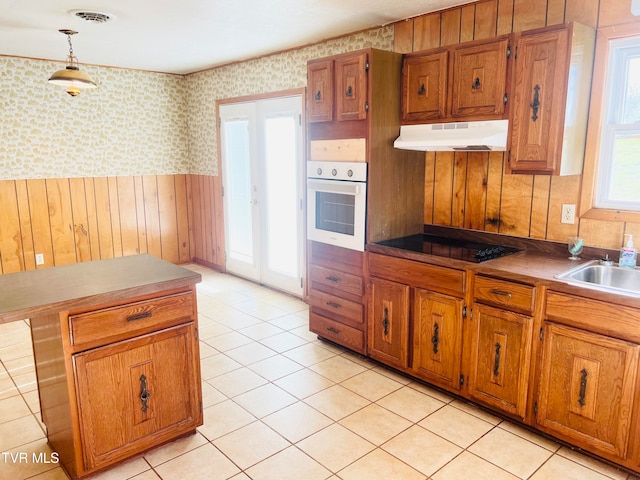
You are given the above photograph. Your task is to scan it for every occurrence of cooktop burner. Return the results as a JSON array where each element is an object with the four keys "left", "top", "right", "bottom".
[{"left": 375, "top": 234, "right": 521, "bottom": 263}]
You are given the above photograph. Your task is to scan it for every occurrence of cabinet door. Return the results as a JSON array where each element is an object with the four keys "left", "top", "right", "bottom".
[
  {"left": 368, "top": 277, "right": 410, "bottom": 369},
  {"left": 450, "top": 37, "right": 509, "bottom": 118},
  {"left": 308, "top": 59, "right": 334, "bottom": 123},
  {"left": 508, "top": 27, "right": 569, "bottom": 174},
  {"left": 74, "top": 324, "right": 201, "bottom": 471},
  {"left": 468, "top": 304, "right": 533, "bottom": 418},
  {"left": 401, "top": 51, "right": 448, "bottom": 122},
  {"left": 412, "top": 289, "right": 463, "bottom": 390},
  {"left": 537, "top": 323, "right": 639, "bottom": 459},
  {"left": 335, "top": 52, "right": 368, "bottom": 121}
]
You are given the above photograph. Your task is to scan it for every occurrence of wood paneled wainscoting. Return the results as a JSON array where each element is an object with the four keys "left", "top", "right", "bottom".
[{"left": 0, "top": 174, "right": 224, "bottom": 275}]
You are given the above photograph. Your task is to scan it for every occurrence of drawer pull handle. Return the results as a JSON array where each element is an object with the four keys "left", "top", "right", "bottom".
[
  {"left": 489, "top": 289, "right": 512, "bottom": 298},
  {"left": 382, "top": 307, "right": 389, "bottom": 336},
  {"left": 578, "top": 368, "right": 588, "bottom": 407},
  {"left": 127, "top": 312, "right": 153, "bottom": 322},
  {"left": 326, "top": 301, "right": 341, "bottom": 309},
  {"left": 346, "top": 85, "right": 353, "bottom": 97},
  {"left": 418, "top": 83, "right": 426, "bottom": 95},
  {"left": 493, "top": 342, "right": 501, "bottom": 377},
  {"left": 315, "top": 90, "right": 321, "bottom": 101},
  {"left": 325, "top": 276, "right": 339, "bottom": 283},
  {"left": 431, "top": 323, "right": 439, "bottom": 354},
  {"left": 472, "top": 77, "right": 481, "bottom": 90},
  {"left": 327, "top": 327, "right": 340, "bottom": 334},
  {"left": 139, "top": 374, "right": 151, "bottom": 413}
]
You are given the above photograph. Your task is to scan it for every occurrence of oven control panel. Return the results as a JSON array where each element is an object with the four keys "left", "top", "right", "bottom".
[{"left": 307, "top": 161, "right": 367, "bottom": 182}]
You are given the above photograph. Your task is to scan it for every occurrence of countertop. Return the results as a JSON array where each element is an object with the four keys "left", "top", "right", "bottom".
[
  {"left": 0, "top": 254, "right": 202, "bottom": 324},
  {"left": 367, "top": 241, "right": 640, "bottom": 308}
]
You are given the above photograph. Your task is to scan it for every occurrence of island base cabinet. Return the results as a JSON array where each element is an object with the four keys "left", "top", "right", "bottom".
[
  {"left": 74, "top": 323, "right": 202, "bottom": 471},
  {"left": 536, "top": 323, "right": 639, "bottom": 460}
]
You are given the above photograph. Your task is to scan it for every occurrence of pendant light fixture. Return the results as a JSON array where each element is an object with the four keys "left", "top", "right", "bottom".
[{"left": 48, "top": 29, "right": 97, "bottom": 96}]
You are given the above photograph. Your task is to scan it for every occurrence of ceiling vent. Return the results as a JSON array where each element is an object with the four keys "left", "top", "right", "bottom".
[{"left": 69, "top": 10, "right": 113, "bottom": 23}]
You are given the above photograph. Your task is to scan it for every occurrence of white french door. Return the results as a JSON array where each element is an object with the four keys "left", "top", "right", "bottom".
[{"left": 219, "top": 95, "right": 304, "bottom": 297}]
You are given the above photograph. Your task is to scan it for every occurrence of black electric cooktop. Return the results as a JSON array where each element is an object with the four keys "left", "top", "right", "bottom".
[{"left": 375, "top": 234, "right": 521, "bottom": 263}]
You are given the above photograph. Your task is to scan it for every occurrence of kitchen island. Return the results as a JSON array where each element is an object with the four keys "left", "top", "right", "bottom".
[{"left": 0, "top": 255, "right": 202, "bottom": 479}]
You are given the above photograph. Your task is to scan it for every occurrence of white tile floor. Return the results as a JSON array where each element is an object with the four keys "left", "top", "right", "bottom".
[{"left": 1, "top": 263, "right": 638, "bottom": 480}]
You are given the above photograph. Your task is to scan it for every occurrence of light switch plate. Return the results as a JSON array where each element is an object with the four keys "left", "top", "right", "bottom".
[{"left": 35, "top": 253, "right": 44, "bottom": 265}]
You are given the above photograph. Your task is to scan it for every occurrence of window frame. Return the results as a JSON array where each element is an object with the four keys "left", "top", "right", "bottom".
[{"left": 580, "top": 23, "right": 640, "bottom": 223}]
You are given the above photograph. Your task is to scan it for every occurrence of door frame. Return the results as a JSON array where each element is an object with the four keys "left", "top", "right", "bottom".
[{"left": 215, "top": 88, "right": 307, "bottom": 296}]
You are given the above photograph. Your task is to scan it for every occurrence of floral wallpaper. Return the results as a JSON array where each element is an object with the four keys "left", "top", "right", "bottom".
[
  {"left": 0, "top": 25, "right": 392, "bottom": 180},
  {"left": 187, "top": 26, "right": 394, "bottom": 176},
  {"left": 0, "top": 56, "right": 189, "bottom": 180}
]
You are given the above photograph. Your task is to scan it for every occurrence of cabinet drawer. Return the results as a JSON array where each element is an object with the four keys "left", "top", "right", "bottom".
[
  {"left": 309, "top": 289, "right": 363, "bottom": 326},
  {"left": 474, "top": 276, "right": 534, "bottom": 314},
  {"left": 310, "top": 265, "right": 364, "bottom": 297},
  {"left": 545, "top": 291, "right": 640, "bottom": 343},
  {"left": 69, "top": 292, "right": 196, "bottom": 346},
  {"left": 368, "top": 253, "right": 465, "bottom": 297},
  {"left": 310, "top": 312, "right": 365, "bottom": 354}
]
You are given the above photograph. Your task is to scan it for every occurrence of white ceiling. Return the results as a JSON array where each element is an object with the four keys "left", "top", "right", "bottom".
[{"left": 0, "top": 0, "right": 474, "bottom": 74}]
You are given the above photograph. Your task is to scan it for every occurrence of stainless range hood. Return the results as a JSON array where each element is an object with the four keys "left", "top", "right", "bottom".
[{"left": 394, "top": 119, "right": 508, "bottom": 152}]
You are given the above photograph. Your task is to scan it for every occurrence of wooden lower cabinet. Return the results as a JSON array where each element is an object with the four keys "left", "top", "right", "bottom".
[
  {"left": 308, "top": 242, "right": 366, "bottom": 354},
  {"left": 368, "top": 277, "right": 410, "bottom": 369},
  {"left": 468, "top": 304, "right": 533, "bottom": 419},
  {"left": 536, "top": 322, "right": 639, "bottom": 460},
  {"left": 74, "top": 324, "right": 201, "bottom": 471},
  {"left": 412, "top": 289, "right": 463, "bottom": 390}
]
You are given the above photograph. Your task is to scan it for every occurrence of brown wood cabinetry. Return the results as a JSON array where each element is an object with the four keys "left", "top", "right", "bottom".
[
  {"left": 450, "top": 37, "right": 510, "bottom": 119},
  {"left": 537, "top": 291, "right": 640, "bottom": 463},
  {"left": 412, "top": 289, "right": 463, "bottom": 390},
  {"left": 308, "top": 242, "right": 366, "bottom": 354},
  {"left": 0, "top": 255, "right": 202, "bottom": 479},
  {"left": 307, "top": 51, "right": 368, "bottom": 124},
  {"left": 468, "top": 276, "right": 535, "bottom": 419},
  {"left": 307, "top": 59, "right": 334, "bottom": 122},
  {"left": 367, "top": 252, "right": 466, "bottom": 391},
  {"left": 401, "top": 50, "right": 448, "bottom": 122},
  {"left": 401, "top": 36, "right": 511, "bottom": 124},
  {"left": 536, "top": 322, "right": 639, "bottom": 460},
  {"left": 368, "top": 277, "right": 410, "bottom": 369},
  {"left": 508, "top": 22, "right": 595, "bottom": 175}
]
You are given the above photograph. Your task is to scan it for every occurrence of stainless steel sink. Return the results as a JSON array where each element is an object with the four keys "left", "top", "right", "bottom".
[{"left": 555, "top": 260, "right": 640, "bottom": 297}]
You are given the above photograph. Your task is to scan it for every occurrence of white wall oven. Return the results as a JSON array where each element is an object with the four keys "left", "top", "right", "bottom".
[{"left": 307, "top": 161, "right": 367, "bottom": 251}]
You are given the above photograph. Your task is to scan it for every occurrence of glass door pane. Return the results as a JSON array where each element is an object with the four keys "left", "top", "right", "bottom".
[{"left": 264, "top": 115, "right": 298, "bottom": 277}]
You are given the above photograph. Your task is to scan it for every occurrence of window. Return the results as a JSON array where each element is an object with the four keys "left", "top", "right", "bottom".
[{"left": 591, "top": 30, "right": 640, "bottom": 213}]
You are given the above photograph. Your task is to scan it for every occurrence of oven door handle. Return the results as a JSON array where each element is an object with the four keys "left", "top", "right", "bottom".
[{"left": 307, "top": 179, "right": 363, "bottom": 195}]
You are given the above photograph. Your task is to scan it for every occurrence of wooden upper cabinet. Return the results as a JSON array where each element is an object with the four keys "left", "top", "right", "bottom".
[
  {"left": 508, "top": 23, "right": 595, "bottom": 175},
  {"left": 308, "top": 59, "right": 334, "bottom": 123},
  {"left": 307, "top": 51, "right": 369, "bottom": 123},
  {"left": 401, "top": 50, "right": 448, "bottom": 122},
  {"left": 412, "top": 289, "right": 463, "bottom": 390},
  {"left": 536, "top": 322, "right": 639, "bottom": 460},
  {"left": 335, "top": 51, "right": 368, "bottom": 121},
  {"left": 450, "top": 36, "right": 510, "bottom": 119}
]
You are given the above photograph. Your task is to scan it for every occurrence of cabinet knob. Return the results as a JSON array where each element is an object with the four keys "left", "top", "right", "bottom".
[
  {"left": 418, "top": 84, "right": 426, "bottom": 96},
  {"left": 472, "top": 77, "right": 481, "bottom": 90},
  {"left": 346, "top": 85, "right": 353, "bottom": 97},
  {"left": 315, "top": 90, "right": 322, "bottom": 101}
]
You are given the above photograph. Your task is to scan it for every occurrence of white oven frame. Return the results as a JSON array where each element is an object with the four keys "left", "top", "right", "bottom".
[{"left": 306, "top": 177, "right": 367, "bottom": 251}]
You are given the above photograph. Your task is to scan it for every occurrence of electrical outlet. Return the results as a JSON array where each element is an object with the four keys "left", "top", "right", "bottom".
[
  {"left": 35, "top": 253, "right": 44, "bottom": 265},
  {"left": 561, "top": 204, "right": 576, "bottom": 224}
]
